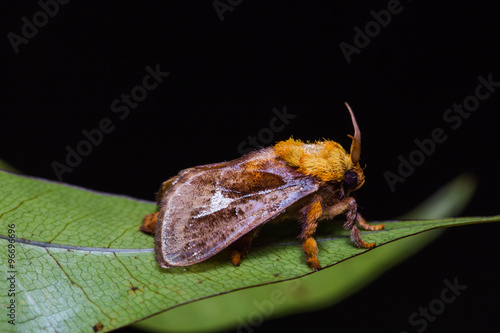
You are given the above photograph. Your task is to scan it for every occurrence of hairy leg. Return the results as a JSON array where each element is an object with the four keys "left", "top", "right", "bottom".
[
  {"left": 356, "top": 213, "right": 384, "bottom": 231},
  {"left": 321, "top": 197, "right": 382, "bottom": 249},
  {"left": 299, "top": 196, "right": 323, "bottom": 271},
  {"left": 320, "top": 197, "right": 356, "bottom": 221},
  {"left": 350, "top": 224, "right": 375, "bottom": 249}
]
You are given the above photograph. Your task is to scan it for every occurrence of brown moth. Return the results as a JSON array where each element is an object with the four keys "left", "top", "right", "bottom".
[{"left": 141, "top": 103, "right": 384, "bottom": 271}]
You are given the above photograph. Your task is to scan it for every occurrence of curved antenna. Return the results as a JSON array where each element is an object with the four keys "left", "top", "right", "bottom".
[{"left": 345, "top": 102, "right": 361, "bottom": 164}]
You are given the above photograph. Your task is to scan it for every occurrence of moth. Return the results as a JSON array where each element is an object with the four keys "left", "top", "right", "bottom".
[{"left": 141, "top": 103, "right": 384, "bottom": 271}]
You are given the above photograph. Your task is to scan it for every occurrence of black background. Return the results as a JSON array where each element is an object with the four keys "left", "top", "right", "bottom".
[{"left": 2, "top": 1, "right": 499, "bottom": 332}]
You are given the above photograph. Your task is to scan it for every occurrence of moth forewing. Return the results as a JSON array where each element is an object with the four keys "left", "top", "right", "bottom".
[{"left": 153, "top": 148, "right": 320, "bottom": 268}]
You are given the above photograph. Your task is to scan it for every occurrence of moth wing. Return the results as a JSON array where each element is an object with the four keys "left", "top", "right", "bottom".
[
  {"left": 154, "top": 161, "right": 231, "bottom": 204},
  {"left": 154, "top": 148, "right": 319, "bottom": 268}
]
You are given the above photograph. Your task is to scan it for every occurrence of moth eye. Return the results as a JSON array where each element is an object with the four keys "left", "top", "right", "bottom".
[{"left": 344, "top": 170, "right": 358, "bottom": 190}]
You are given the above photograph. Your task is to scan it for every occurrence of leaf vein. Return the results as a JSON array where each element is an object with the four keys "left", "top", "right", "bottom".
[{"left": 44, "top": 248, "right": 113, "bottom": 322}]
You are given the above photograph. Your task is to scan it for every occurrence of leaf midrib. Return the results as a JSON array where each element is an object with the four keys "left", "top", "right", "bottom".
[{"left": 4, "top": 215, "right": 497, "bottom": 254}]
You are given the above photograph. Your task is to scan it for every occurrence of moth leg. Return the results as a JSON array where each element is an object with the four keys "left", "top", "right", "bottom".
[
  {"left": 349, "top": 224, "right": 375, "bottom": 249},
  {"left": 299, "top": 197, "right": 323, "bottom": 271},
  {"left": 320, "top": 197, "right": 356, "bottom": 221},
  {"left": 140, "top": 212, "right": 158, "bottom": 234},
  {"left": 320, "top": 197, "right": 376, "bottom": 249},
  {"left": 356, "top": 213, "right": 385, "bottom": 231},
  {"left": 230, "top": 227, "right": 260, "bottom": 266}
]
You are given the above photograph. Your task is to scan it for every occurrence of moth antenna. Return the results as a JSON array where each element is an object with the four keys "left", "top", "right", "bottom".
[{"left": 345, "top": 102, "right": 361, "bottom": 164}]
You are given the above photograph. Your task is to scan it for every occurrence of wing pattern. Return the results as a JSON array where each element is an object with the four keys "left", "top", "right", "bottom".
[{"left": 154, "top": 147, "right": 320, "bottom": 267}]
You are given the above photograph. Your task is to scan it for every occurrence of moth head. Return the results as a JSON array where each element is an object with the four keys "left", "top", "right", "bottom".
[
  {"left": 343, "top": 164, "right": 365, "bottom": 192},
  {"left": 344, "top": 102, "right": 365, "bottom": 192},
  {"left": 273, "top": 103, "right": 365, "bottom": 189}
]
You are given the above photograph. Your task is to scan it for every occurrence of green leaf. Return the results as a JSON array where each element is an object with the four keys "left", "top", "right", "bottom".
[{"left": 0, "top": 171, "right": 497, "bottom": 332}]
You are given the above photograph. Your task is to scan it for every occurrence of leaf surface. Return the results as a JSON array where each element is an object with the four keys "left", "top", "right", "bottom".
[{"left": 0, "top": 171, "right": 497, "bottom": 332}]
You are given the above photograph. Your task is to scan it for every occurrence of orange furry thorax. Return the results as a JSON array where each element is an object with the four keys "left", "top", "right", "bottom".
[{"left": 274, "top": 138, "right": 355, "bottom": 183}]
